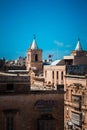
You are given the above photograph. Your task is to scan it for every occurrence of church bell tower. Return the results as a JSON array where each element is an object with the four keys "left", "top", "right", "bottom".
[{"left": 26, "top": 35, "right": 43, "bottom": 73}]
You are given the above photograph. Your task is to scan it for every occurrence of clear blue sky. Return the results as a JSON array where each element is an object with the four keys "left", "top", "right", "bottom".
[{"left": 0, "top": 0, "right": 87, "bottom": 60}]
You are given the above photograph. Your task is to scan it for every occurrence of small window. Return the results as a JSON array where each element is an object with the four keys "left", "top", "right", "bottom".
[
  {"left": 35, "top": 54, "right": 38, "bottom": 61},
  {"left": 56, "top": 71, "right": 58, "bottom": 79},
  {"left": 3, "top": 109, "right": 17, "bottom": 130},
  {"left": 66, "top": 89, "right": 69, "bottom": 99},
  {"left": 52, "top": 71, "right": 54, "bottom": 79},
  {"left": 7, "top": 84, "right": 14, "bottom": 91},
  {"left": 61, "top": 71, "right": 63, "bottom": 80},
  {"left": 45, "top": 71, "right": 47, "bottom": 78},
  {"left": 37, "top": 114, "right": 56, "bottom": 130},
  {"left": 6, "top": 115, "right": 14, "bottom": 130}
]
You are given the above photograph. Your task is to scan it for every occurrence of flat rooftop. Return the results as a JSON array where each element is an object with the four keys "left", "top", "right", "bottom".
[{"left": 0, "top": 71, "right": 29, "bottom": 76}]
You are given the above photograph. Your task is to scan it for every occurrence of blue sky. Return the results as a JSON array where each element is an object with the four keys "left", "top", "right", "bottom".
[{"left": 0, "top": 0, "right": 87, "bottom": 60}]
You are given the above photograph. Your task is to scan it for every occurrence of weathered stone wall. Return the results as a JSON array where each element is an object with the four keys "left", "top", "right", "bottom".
[{"left": 0, "top": 93, "right": 64, "bottom": 130}]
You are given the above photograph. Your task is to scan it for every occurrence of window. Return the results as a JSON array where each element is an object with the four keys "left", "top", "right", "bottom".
[
  {"left": 6, "top": 114, "right": 14, "bottom": 130},
  {"left": 66, "top": 89, "right": 69, "bottom": 100},
  {"left": 45, "top": 71, "right": 47, "bottom": 78},
  {"left": 52, "top": 71, "right": 54, "bottom": 79},
  {"left": 7, "top": 84, "right": 14, "bottom": 91},
  {"left": 3, "top": 109, "right": 18, "bottom": 130},
  {"left": 61, "top": 71, "right": 63, "bottom": 80},
  {"left": 35, "top": 54, "right": 38, "bottom": 61},
  {"left": 72, "top": 95, "right": 81, "bottom": 109},
  {"left": 56, "top": 71, "right": 58, "bottom": 80},
  {"left": 72, "top": 95, "right": 81, "bottom": 103},
  {"left": 37, "top": 114, "right": 56, "bottom": 130},
  {"left": 72, "top": 112, "right": 82, "bottom": 126}
]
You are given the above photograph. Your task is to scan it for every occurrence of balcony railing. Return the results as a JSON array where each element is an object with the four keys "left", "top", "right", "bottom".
[{"left": 72, "top": 112, "right": 82, "bottom": 126}]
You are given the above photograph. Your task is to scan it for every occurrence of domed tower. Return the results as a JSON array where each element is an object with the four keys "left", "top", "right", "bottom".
[{"left": 26, "top": 36, "right": 43, "bottom": 73}]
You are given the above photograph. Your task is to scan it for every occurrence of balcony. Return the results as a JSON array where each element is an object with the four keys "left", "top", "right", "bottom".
[{"left": 72, "top": 112, "right": 82, "bottom": 126}]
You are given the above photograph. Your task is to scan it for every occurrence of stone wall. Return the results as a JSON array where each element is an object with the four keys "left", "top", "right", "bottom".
[{"left": 0, "top": 92, "right": 64, "bottom": 130}]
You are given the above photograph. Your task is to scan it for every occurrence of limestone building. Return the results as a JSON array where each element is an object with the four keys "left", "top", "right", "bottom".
[
  {"left": 44, "top": 63, "right": 66, "bottom": 90},
  {"left": 64, "top": 65, "right": 87, "bottom": 130},
  {"left": 64, "top": 40, "right": 87, "bottom": 130},
  {"left": 43, "top": 39, "right": 87, "bottom": 130}
]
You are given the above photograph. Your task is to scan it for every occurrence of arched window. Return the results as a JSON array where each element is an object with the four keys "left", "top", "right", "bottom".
[{"left": 35, "top": 54, "right": 38, "bottom": 61}]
